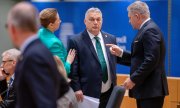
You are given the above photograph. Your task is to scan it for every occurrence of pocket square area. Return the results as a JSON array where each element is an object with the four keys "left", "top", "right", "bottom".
[{"left": 134, "top": 40, "right": 138, "bottom": 43}]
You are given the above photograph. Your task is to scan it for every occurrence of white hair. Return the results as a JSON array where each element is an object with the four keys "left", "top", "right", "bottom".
[
  {"left": 127, "top": 1, "right": 150, "bottom": 17},
  {"left": 2, "top": 48, "right": 21, "bottom": 61},
  {"left": 85, "top": 7, "right": 102, "bottom": 19}
]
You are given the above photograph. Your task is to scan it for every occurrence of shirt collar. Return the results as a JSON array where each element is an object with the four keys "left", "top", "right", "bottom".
[
  {"left": 11, "top": 74, "right": 15, "bottom": 80},
  {"left": 139, "top": 18, "right": 150, "bottom": 29},
  {"left": 87, "top": 30, "right": 102, "bottom": 41},
  {"left": 20, "top": 34, "right": 38, "bottom": 53}
]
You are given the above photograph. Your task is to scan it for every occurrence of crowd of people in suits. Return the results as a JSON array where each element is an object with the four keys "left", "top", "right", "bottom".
[{"left": 0, "top": 1, "right": 168, "bottom": 108}]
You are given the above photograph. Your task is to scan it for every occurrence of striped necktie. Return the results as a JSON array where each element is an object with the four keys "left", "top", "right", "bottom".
[{"left": 6, "top": 77, "right": 13, "bottom": 98}]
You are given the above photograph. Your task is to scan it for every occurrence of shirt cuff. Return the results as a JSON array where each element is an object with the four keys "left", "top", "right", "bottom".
[{"left": 119, "top": 49, "right": 123, "bottom": 57}]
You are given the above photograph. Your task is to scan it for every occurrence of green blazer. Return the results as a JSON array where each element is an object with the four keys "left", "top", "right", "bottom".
[{"left": 38, "top": 27, "right": 71, "bottom": 75}]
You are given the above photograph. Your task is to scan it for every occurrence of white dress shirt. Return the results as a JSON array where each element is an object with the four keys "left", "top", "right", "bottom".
[
  {"left": 139, "top": 18, "right": 151, "bottom": 29},
  {"left": 87, "top": 30, "right": 111, "bottom": 93}
]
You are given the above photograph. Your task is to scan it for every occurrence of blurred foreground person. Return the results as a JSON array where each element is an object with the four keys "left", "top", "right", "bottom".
[
  {"left": 6, "top": 2, "right": 69, "bottom": 108},
  {"left": 54, "top": 56, "right": 78, "bottom": 108}
]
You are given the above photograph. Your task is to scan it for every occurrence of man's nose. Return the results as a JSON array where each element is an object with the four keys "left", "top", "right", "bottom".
[{"left": 94, "top": 20, "right": 98, "bottom": 24}]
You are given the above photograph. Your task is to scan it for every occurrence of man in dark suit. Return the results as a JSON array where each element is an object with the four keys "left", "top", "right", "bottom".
[
  {"left": 68, "top": 7, "right": 128, "bottom": 108},
  {"left": 6, "top": 2, "right": 69, "bottom": 108},
  {"left": 107, "top": 1, "right": 169, "bottom": 108},
  {"left": 0, "top": 49, "right": 20, "bottom": 108}
]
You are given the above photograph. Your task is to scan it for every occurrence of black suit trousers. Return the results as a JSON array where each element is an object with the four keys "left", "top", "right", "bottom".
[
  {"left": 136, "top": 96, "right": 165, "bottom": 108},
  {"left": 99, "top": 85, "right": 113, "bottom": 108}
]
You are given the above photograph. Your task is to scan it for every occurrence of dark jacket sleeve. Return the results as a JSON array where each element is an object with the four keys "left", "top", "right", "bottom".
[
  {"left": 112, "top": 36, "right": 131, "bottom": 66},
  {"left": 0, "top": 80, "right": 7, "bottom": 100},
  {"left": 68, "top": 38, "right": 81, "bottom": 92},
  {"left": 0, "top": 84, "right": 16, "bottom": 108},
  {"left": 130, "top": 28, "right": 161, "bottom": 84},
  {"left": 117, "top": 51, "right": 131, "bottom": 66}
]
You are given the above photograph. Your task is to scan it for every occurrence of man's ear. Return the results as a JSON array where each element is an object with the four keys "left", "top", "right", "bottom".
[
  {"left": 47, "top": 23, "right": 54, "bottom": 29},
  {"left": 84, "top": 19, "right": 86, "bottom": 24},
  {"left": 11, "top": 24, "right": 16, "bottom": 35},
  {"left": 10, "top": 25, "right": 19, "bottom": 44},
  {"left": 137, "top": 14, "right": 141, "bottom": 21},
  {"left": 12, "top": 61, "right": 16, "bottom": 65}
]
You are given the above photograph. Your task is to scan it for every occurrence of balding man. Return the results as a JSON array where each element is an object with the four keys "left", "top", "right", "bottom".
[
  {"left": 6, "top": 2, "right": 68, "bottom": 108},
  {"left": 0, "top": 48, "right": 20, "bottom": 108},
  {"left": 107, "top": 1, "right": 169, "bottom": 108}
]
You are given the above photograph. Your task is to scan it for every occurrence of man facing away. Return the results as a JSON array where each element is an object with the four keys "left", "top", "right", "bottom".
[{"left": 6, "top": 2, "right": 69, "bottom": 108}]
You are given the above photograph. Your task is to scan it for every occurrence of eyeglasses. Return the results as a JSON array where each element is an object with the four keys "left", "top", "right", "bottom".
[{"left": 1, "top": 60, "right": 13, "bottom": 66}]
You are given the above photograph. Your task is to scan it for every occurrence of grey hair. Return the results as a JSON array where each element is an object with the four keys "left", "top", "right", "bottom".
[
  {"left": 7, "top": 2, "right": 39, "bottom": 32},
  {"left": 127, "top": 1, "right": 150, "bottom": 17},
  {"left": 2, "top": 49, "right": 21, "bottom": 61},
  {"left": 85, "top": 7, "right": 102, "bottom": 19}
]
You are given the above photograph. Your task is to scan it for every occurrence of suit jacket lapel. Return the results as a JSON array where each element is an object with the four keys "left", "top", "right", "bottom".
[
  {"left": 101, "top": 32, "right": 114, "bottom": 73},
  {"left": 102, "top": 32, "right": 112, "bottom": 63},
  {"left": 82, "top": 30, "right": 100, "bottom": 63}
]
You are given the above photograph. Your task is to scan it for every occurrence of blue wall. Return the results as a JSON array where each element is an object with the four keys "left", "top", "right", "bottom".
[
  {"left": 32, "top": 0, "right": 180, "bottom": 76},
  {"left": 171, "top": 0, "right": 180, "bottom": 77}
]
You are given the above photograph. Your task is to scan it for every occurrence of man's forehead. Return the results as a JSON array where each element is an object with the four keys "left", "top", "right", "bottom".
[
  {"left": 88, "top": 12, "right": 102, "bottom": 17},
  {"left": 2, "top": 54, "right": 11, "bottom": 60}
]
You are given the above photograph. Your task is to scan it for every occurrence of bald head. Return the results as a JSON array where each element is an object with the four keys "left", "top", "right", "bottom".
[{"left": 7, "top": 2, "right": 39, "bottom": 32}]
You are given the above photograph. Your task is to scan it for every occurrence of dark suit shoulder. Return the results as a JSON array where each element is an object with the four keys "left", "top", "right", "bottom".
[
  {"left": 143, "top": 20, "right": 162, "bottom": 33},
  {"left": 69, "top": 32, "right": 84, "bottom": 41},
  {"left": 143, "top": 24, "right": 163, "bottom": 41},
  {"left": 101, "top": 31, "right": 117, "bottom": 44},
  {"left": 24, "top": 39, "right": 53, "bottom": 60},
  {"left": 101, "top": 31, "right": 116, "bottom": 37}
]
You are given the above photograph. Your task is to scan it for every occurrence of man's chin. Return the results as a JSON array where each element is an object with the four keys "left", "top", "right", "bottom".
[{"left": 92, "top": 29, "right": 100, "bottom": 34}]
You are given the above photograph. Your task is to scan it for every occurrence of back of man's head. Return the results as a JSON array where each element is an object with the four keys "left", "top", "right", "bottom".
[
  {"left": 127, "top": 1, "right": 150, "bottom": 18},
  {"left": 7, "top": 2, "right": 39, "bottom": 33}
]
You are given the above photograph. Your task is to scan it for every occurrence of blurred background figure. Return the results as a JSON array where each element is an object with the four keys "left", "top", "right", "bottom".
[
  {"left": 6, "top": 2, "right": 69, "bottom": 108},
  {"left": 0, "top": 48, "right": 20, "bottom": 108},
  {"left": 38, "top": 8, "right": 76, "bottom": 76},
  {"left": 54, "top": 55, "right": 78, "bottom": 108}
]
